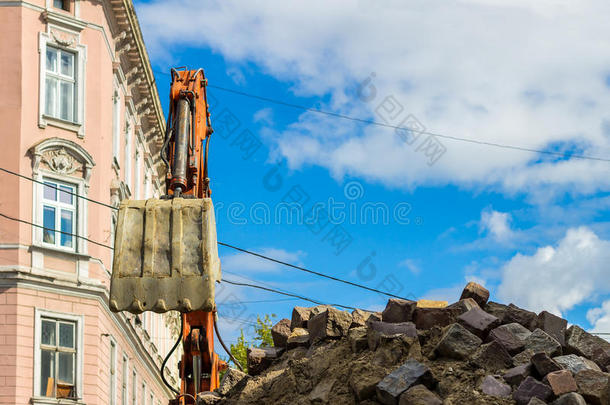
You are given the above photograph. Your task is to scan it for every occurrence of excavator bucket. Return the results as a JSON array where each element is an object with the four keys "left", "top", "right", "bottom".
[{"left": 109, "top": 197, "right": 221, "bottom": 314}]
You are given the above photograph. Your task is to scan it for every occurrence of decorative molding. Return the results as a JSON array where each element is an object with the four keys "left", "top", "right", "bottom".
[
  {"left": 42, "top": 9, "right": 87, "bottom": 32},
  {"left": 42, "top": 148, "right": 78, "bottom": 175},
  {"left": 30, "top": 137, "right": 95, "bottom": 183}
]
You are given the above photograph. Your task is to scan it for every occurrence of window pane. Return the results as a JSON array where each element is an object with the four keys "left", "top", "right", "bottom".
[
  {"left": 45, "top": 77, "right": 57, "bottom": 116},
  {"left": 53, "top": 0, "right": 64, "bottom": 9},
  {"left": 59, "top": 81, "right": 74, "bottom": 121},
  {"left": 58, "top": 352, "right": 74, "bottom": 385},
  {"left": 43, "top": 206, "right": 56, "bottom": 244},
  {"left": 41, "top": 319, "right": 56, "bottom": 345},
  {"left": 60, "top": 210, "right": 73, "bottom": 248},
  {"left": 59, "top": 322, "right": 74, "bottom": 348},
  {"left": 60, "top": 52, "right": 74, "bottom": 77},
  {"left": 43, "top": 182, "right": 57, "bottom": 201},
  {"left": 40, "top": 350, "right": 56, "bottom": 396},
  {"left": 46, "top": 49, "right": 57, "bottom": 72},
  {"left": 59, "top": 185, "right": 73, "bottom": 205}
]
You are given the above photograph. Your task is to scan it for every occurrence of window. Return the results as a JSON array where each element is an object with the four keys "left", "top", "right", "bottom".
[
  {"left": 45, "top": 46, "right": 76, "bottom": 122},
  {"left": 110, "top": 341, "right": 117, "bottom": 405},
  {"left": 42, "top": 179, "right": 77, "bottom": 250},
  {"left": 121, "top": 355, "right": 128, "bottom": 405},
  {"left": 112, "top": 89, "right": 121, "bottom": 165},
  {"left": 124, "top": 118, "right": 133, "bottom": 191},
  {"left": 134, "top": 146, "right": 142, "bottom": 199},
  {"left": 131, "top": 370, "right": 137, "bottom": 405},
  {"left": 39, "top": 318, "right": 77, "bottom": 398},
  {"left": 53, "top": 0, "right": 69, "bottom": 11}
]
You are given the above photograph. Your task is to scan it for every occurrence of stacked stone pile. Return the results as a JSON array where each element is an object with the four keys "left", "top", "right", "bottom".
[{"left": 207, "top": 282, "right": 610, "bottom": 405}]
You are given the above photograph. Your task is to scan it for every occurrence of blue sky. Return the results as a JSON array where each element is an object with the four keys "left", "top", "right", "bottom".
[{"left": 134, "top": 0, "right": 610, "bottom": 345}]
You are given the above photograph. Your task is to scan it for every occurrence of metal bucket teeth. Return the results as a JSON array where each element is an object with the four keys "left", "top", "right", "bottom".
[{"left": 109, "top": 198, "right": 221, "bottom": 314}]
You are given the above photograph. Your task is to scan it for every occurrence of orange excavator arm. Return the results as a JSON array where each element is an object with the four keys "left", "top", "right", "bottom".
[{"left": 161, "top": 68, "right": 226, "bottom": 404}]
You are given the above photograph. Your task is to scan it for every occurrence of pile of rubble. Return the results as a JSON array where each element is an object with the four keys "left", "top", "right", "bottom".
[{"left": 207, "top": 282, "right": 610, "bottom": 405}]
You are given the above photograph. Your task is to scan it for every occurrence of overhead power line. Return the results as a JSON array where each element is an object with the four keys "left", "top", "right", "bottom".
[
  {"left": 0, "top": 167, "right": 117, "bottom": 210},
  {"left": 0, "top": 212, "right": 114, "bottom": 250},
  {"left": 0, "top": 167, "right": 410, "bottom": 300},
  {"left": 151, "top": 69, "right": 610, "bottom": 164},
  {"left": 222, "top": 278, "right": 357, "bottom": 311},
  {"left": 218, "top": 241, "right": 411, "bottom": 300}
]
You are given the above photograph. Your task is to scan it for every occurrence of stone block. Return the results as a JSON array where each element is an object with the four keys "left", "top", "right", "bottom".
[
  {"left": 460, "top": 281, "right": 490, "bottom": 307},
  {"left": 458, "top": 307, "right": 501, "bottom": 338},
  {"left": 382, "top": 299, "right": 417, "bottom": 323},
  {"left": 537, "top": 311, "right": 567, "bottom": 346},
  {"left": 480, "top": 375, "right": 512, "bottom": 398},
  {"left": 488, "top": 323, "right": 532, "bottom": 355},
  {"left": 435, "top": 323, "right": 482, "bottom": 360},
  {"left": 376, "top": 359, "right": 437, "bottom": 405},
  {"left": 524, "top": 328, "right": 562, "bottom": 357},
  {"left": 271, "top": 318, "right": 291, "bottom": 348},
  {"left": 513, "top": 376, "right": 553, "bottom": 405},
  {"left": 544, "top": 369, "right": 577, "bottom": 396}
]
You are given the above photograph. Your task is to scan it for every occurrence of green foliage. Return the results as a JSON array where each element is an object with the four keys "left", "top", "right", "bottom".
[
  {"left": 229, "top": 330, "right": 249, "bottom": 372},
  {"left": 229, "top": 313, "right": 276, "bottom": 372},
  {"left": 252, "top": 314, "right": 275, "bottom": 347}
]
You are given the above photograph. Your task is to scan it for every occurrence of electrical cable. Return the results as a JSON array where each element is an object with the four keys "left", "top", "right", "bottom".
[
  {"left": 218, "top": 241, "right": 410, "bottom": 300},
  {"left": 214, "top": 317, "right": 244, "bottom": 371},
  {"left": 151, "top": 69, "right": 610, "bottom": 164},
  {"left": 0, "top": 167, "right": 118, "bottom": 210},
  {"left": 0, "top": 212, "right": 114, "bottom": 250},
  {"left": 222, "top": 278, "right": 357, "bottom": 310},
  {"left": 161, "top": 314, "right": 183, "bottom": 395}
]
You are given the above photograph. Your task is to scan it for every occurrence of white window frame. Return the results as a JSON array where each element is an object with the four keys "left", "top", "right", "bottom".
[
  {"left": 110, "top": 339, "right": 117, "bottom": 405},
  {"left": 112, "top": 85, "right": 121, "bottom": 167},
  {"left": 38, "top": 29, "right": 86, "bottom": 138},
  {"left": 33, "top": 308, "right": 84, "bottom": 403},
  {"left": 121, "top": 354, "right": 128, "bottom": 405},
  {"left": 40, "top": 178, "right": 78, "bottom": 252},
  {"left": 33, "top": 171, "right": 87, "bottom": 255},
  {"left": 131, "top": 369, "right": 137, "bottom": 405},
  {"left": 124, "top": 116, "right": 133, "bottom": 192},
  {"left": 44, "top": 46, "right": 76, "bottom": 123},
  {"left": 134, "top": 144, "right": 142, "bottom": 200}
]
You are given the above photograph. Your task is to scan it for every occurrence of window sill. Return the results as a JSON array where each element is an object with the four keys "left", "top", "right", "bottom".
[
  {"left": 31, "top": 243, "right": 89, "bottom": 260},
  {"left": 42, "top": 115, "right": 82, "bottom": 136},
  {"left": 30, "top": 397, "right": 85, "bottom": 405}
]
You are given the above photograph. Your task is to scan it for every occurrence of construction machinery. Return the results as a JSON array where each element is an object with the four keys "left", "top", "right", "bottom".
[{"left": 109, "top": 67, "right": 229, "bottom": 404}]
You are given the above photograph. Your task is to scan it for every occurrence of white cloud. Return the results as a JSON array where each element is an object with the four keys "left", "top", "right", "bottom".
[
  {"left": 221, "top": 247, "right": 305, "bottom": 273},
  {"left": 497, "top": 227, "right": 610, "bottom": 316},
  {"left": 226, "top": 66, "right": 246, "bottom": 85},
  {"left": 587, "top": 301, "right": 610, "bottom": 341},
  {"left": 398, "top": 258, "right": 421, "bottom": 275},
  {"left": 480, "top": 209, "right": 513, "bottom": 242},
  {"left": 253, "top": 108, "right": 274, "bottom": 126},
  {"left": 137, "top": 0, "right": 610, "bottom": 194}
]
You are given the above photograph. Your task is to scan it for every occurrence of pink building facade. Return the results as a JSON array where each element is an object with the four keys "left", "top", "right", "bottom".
[{"left": 0, "top": 0, "right": 177, "bottom": 403}]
